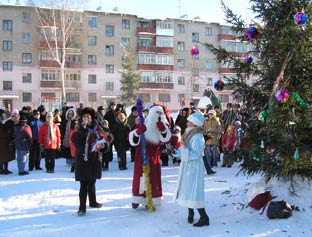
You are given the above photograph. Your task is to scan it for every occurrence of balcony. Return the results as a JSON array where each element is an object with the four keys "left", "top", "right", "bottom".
[
  {"left": 65, "top": 61, "right": 81, "bottom": 68},
  {"left": 137, "top": 46, "right": 173, "bottom": 54},
  {"left": 40, "top": 80, "right": 81, "bottom": 89},
  {"left": 140, "top": 82, "right": 173, "bottom": 89},
  {"left": 218, "top": 34, "right": 237, "bottom": 41},
  {"left": 138, "top": 64, "right": 173, "bottom": 71},
  {"left": 40, "top": 61, "right": 59, "bottom": 68},
  {"left": 137, "top": 27, "right": 156, "bottom": 35}
]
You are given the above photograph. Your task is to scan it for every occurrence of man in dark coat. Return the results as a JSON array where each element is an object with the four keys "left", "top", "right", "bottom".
[{"left": 71, "top": 107, "right": 108, "bottom": 216}]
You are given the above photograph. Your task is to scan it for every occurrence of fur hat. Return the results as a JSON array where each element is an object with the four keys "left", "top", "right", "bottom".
[
  {"left": 81, "top": 107, "right": 95, "bottom": 119},
  {"left": 207, "top": 110, "right": 216, "bottom": 116},
  {"left": 187, "top": 112, "right": 205, "bottom": 127}
]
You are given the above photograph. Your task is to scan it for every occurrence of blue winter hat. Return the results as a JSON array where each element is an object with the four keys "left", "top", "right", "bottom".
[{"left": 187, "top": 112, "right": 205, "bottom": 127}]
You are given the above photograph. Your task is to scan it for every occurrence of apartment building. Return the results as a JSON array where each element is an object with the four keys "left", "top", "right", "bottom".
[{"left": 0, "top": 4, "right": 248, "bottom": 112}]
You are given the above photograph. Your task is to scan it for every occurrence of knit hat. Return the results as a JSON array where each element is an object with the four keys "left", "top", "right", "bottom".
[
  {"left": 234, "top": 120, "right": 241, "bottom": 127},
  {"left": 187, "top": 112, "right": 205, "bottom": 127},
  {"left": 207, "top": 110, "right": 216, "bottom": 116}
]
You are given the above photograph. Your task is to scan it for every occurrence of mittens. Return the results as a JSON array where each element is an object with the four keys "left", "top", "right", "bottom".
[
  {"left": 172, "top": 148, "right": 181, "bottom": 158},
  {"left": 156, "top": 121, "right": 166, "bottom": 132},
  {"left": 136, "top": 124, "right": 147, "bottom": 135}
]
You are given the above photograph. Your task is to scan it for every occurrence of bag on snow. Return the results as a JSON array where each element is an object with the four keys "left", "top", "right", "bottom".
[
  {"left": 266, "top": 201, "right": 292, "bottom": 219},
  {"left": 248, "top": 191, "right": 272, "bottom": 214}
]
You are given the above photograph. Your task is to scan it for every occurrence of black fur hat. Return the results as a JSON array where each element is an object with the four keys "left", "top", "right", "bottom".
[{"left": 81, "top": 107, "right": 95, "bottom": 120}]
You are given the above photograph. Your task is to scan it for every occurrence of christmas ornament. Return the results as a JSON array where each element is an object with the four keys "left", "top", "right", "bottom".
[
  {"left": 294, "top": 148, "right": 299, "bottom": 160},
  {"left": 259, "top": 111, "right": 268, "bottom": 122},
  {"left": 275, "top": 89, "right": 289, "bottom": 102},
  {"left": 246, "top": 26, "right": 260, "bottom": 40},
  {"left": 291, "top": 92, "right": 311, "bottom": 109},
  {"left": 294, "top": 10, "right": 307, "bottom": 25},
  {"left": 214, "top": 79, "right": 225, "bottom": 91},
  {"left": 191, "top": 46, "right": 199, "bottom": 56},
  {"left": 260, "top": 140, "right": 265, "bottom": 149},
  {"left": 245, "top": 55, "right": 253, "bottom": 64}
]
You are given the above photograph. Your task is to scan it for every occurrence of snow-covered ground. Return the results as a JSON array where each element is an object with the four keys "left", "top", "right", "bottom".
[{"left": 1, "top": 154, "right": 311, "bottom": 237}]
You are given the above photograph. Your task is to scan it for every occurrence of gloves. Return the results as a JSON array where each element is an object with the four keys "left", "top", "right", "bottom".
[
  {"left": 136, "top": 124, "right": 147, "bottom": 136},
  {"left": 156, "top": 121, "right": 166, "bottom": 132}
]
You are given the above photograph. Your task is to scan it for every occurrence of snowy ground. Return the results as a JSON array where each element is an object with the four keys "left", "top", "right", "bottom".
[{"left": 1, "top": 153, "right": 312, "bottom": 237}]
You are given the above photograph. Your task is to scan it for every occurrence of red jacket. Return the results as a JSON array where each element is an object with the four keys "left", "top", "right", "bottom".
[{"left": 38, "top": 122, "right": 61, "bottom": 149}]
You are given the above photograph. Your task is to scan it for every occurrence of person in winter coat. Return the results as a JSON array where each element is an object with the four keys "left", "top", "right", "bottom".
[
  {"left": 14, "top": 114, "right": 32, "bottom": 175},
  {"left": 29, "top": 110, "right": 43, "bottom": 171},
  {"left": 101, "top": 120, "right": 114, "bottom": 171},
  {"left": 71, "top": 107, "right": 108, "bottom": 216},
  {"left": 112, "top": 112, "right": 131, "bottom": 170},
  {"left": 0, "top": 110, "right": 15, "bottom": 174},
  {"left": 38, "top": 112, "right": 61, "bottom": 173},
  {"left": 173, "top": 112, "right": 210, "bottom": 227}
]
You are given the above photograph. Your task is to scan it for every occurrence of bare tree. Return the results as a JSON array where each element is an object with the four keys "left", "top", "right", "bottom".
[{"left": 34, "top": 0, "right": 83, "bottom": 103}]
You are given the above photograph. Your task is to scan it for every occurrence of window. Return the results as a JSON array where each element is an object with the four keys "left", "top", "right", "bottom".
[
  {"left": 177, "top": 41, "right": 185, "bottom": 51},
  {"left": 22, "top": 53, "right": 32, "bottom": 63},
  {"left": 88, "top": 74, "right": 96, "bottom": 84},
  {"left": 3, "top": 81, "right": 12, "bottom": 90},
  {"left": 121, "top": 37, "right": 130, "bottom": 46},
  {"left": 156, "top": 36, "right": 173, "bottom": 47},
  {"left": 192, "top": 68, "right": 199, "bottom": 77},
  {"left": 159, "top": 93, "right": 171, "bottom": 102},
  {"left": 177, "top": 59, "right": 185, "bottom": 68},
  {"left": 177, "top": 24, "right": 185, "bottom": 34},
  {"left": 105, "top": 82, "right": 114, "bottom": 91},
  {"left": 22, "top": 93, "right": 32, "bottom": 102},
  {"left": 41, "top": 92, "right": 56, "bottom": 98},
  {"left": 22, "top": 33, "right": 32, "bottom": 43},
  {"left": 138, "top": 39, "right": 152, "bottom": 47},
  {"left": 88, "top": 36, "right": 96, "bottom": 46},
  {"left": 3, "top": 61, "right": 13, "bottom": 71},
  {"left": 41, "top": 69, "right": 60, "bottom": 81},
  {"left": 192, "top": 54, "right": 199, "bottom": 60},
  {"left": 193, "top": 84, "right": 199, "bottom": 93},
  {"left": 177, "top": 76, "right": 185, "bottom": 85},
  {"left": 219, "top": 94, "right": 230, "bottom": 102},
  {"left": 137, "top": 93, "right": 151, "bottom": 102},
  {"left": 156, "top": 71, "right": 172, "bottom": 83},
  {"left": 192, "top": 33, "right": 199, "bottom": 42},
  {"left": 105, "top": 45, "right": 114, "bottom": 56},
  {"left": 3, "top": 40, "right": 12, "bottom": 51},
  {"left": 137, "top": 21, "right": 151, "bottom": 28},
  {"left": 66, "top": 93, "right": 79, "bottom": 102},
  {"left": 205, "top": 60, "right": 212, "bottom": 70},
  {"left": 88, "top": 55, "right": 97, "bottom": 64},
  {"left": 22, "top": 73, "right": 32, "bottom": 83},
  {"left": 88, "top": 92, "right": 96, "bottom": 102},
  {"left": 88, "top": 16, "right": 97, "bottom": 27},
  {"left": 41, "top": 50, "right": 54, "bottom": 61},
  {"left": 206, "top": 77, "right": 212, "bottom": 86},
  {"left": 3, "top": 20, "right": 13, "bottom": 31},
  {"left": 205, "top": 27, "right": 212, "bottom": 36},
  {"left": 105, "top": 25, "right": 114, "bottom": 36},
  {"left": 106, "top": 64, "right": 114, "bottom": 73},
  {"left": 22, "top": 12, "right": 31, "bottom": 23},
  {"left": 122, "top": 19, "right": 130, "bottom": 29}
]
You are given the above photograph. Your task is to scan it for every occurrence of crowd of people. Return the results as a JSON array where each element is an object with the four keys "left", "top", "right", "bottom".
[{"left": 0, "top": 100, "right": 252, "bottom": 226}]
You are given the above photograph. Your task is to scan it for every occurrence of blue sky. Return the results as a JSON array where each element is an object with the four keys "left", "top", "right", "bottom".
[{"left": 84, "top": 0, "right": 253, "bottom": 24}]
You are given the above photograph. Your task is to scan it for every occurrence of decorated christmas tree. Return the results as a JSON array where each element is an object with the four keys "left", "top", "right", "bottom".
[{"left": 205, "top": 0, "right": 312, "bottom": 187}]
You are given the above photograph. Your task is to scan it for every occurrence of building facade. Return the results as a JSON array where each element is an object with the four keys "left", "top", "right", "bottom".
[{"left": 0, "top": 4, "right": 250, "bottom": 112}]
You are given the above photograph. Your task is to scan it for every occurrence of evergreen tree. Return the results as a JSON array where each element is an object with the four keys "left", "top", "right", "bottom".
[
  {"left": 120, "top": 47, "right": 142, "bottom": 106},
  {"left": 205, "top": 0, "right": 312, "bottom": 186}
]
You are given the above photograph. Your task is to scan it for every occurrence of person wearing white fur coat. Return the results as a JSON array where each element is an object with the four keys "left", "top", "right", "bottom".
[
  {"left": 173, "top": 112, "right": 210, "bottom": 227},
  {"left": 129, "top": 105, "right": 171, "bottom": 209}
]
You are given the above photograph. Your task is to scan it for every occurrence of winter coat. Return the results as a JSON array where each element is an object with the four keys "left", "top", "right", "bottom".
[
  {"left": 203, "top": 116, "right": 222, "bottom": 146},
  {"left": 173, "top": 127, "right": 206, "bottom": 209},
  {"left": 71, "top": 125, "right": 103, "bottom": 181},
  {"left": 112, "top": 117, "right": 131, "bottom": 151},
  {"left": 14, "top": 122, "right": 32, "bottom": 151},
  {"left": 0, "top": 120, "right": 15, "bottom": 162},
  {"left": 30, "top": 118, "right": 43, "bottom": 141},
  {"left": 38, "top": 122, "right": 61, "bottom": 150}
]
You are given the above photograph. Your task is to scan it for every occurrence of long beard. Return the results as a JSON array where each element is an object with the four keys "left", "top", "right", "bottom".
[{"left": 144, "top": 110, "right": 167, "bottom": 144}]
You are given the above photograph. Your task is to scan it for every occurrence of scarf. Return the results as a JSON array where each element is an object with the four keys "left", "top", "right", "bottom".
[
  {"left": 47, "top": 123, "right": 54, "bottom": 145},
  {"left": 182, "top": 126, "right": 204, "bottom": 147},
  {"left": 63, "top": 120, "right": 72, "bottom": 147}
]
